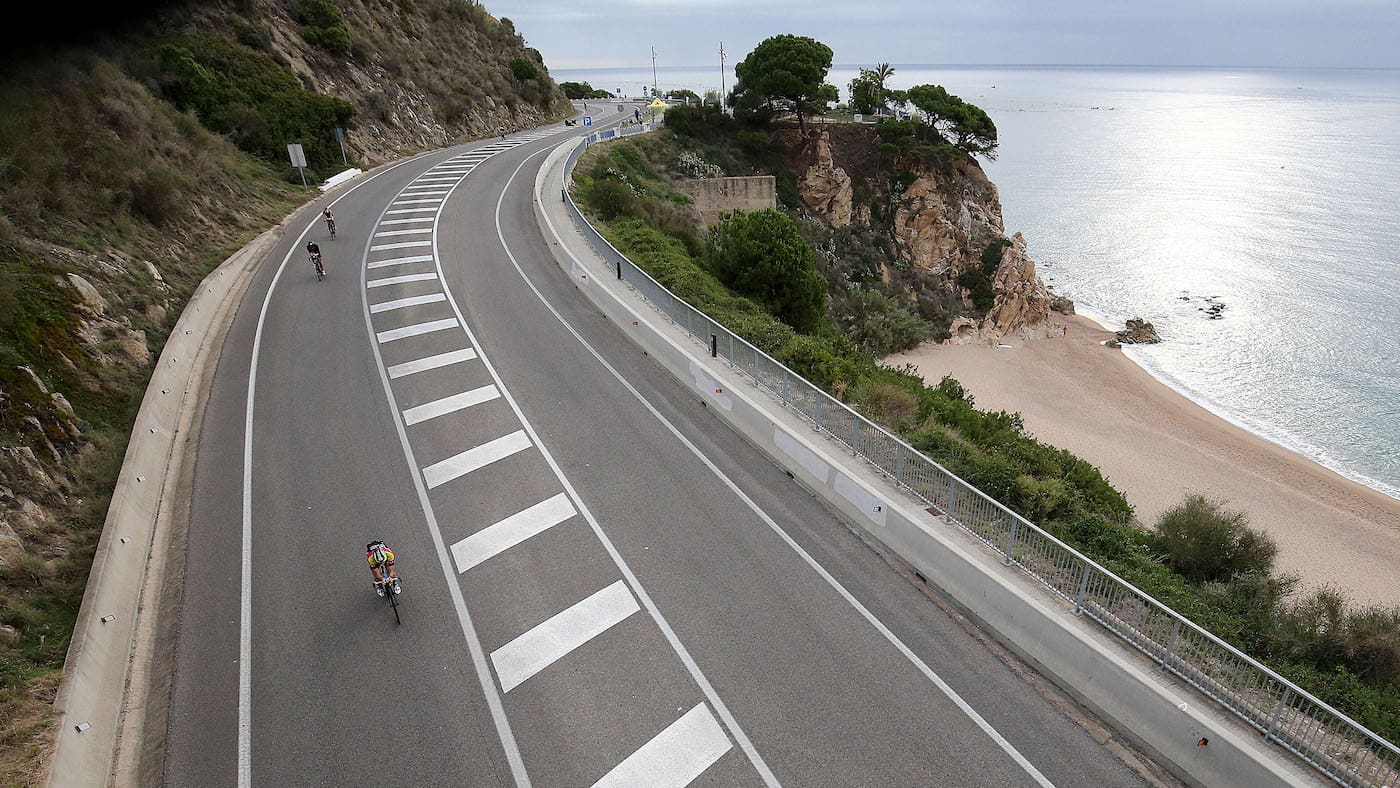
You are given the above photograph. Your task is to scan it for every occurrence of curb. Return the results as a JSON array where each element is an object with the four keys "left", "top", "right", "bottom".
[
  {"left": 46, "top": 222, "right": 285, "bottom": 787},
  {"left": 532, "top": 139, "right": 1321, "bottom": 788}
]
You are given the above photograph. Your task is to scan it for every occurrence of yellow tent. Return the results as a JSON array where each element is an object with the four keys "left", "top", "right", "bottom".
[{"left": 647, "top": 98, "right": 667, "bottom": 109}]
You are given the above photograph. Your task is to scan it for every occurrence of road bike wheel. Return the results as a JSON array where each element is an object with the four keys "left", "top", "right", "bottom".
[{"left": 387, "top": 580, "right": 400, "bottom": 624}]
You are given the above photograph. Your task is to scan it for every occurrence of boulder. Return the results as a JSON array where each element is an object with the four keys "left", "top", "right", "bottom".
[
  {"left": 980, "top": 232, "right": 1054, "bottom": 340},
  {"left": 1050, "top": 295, "right": 1075, "bottom": 315},
  {"left": 1115, "top": 318, "right": 1161, "bottom": 344},
  {"left": 66, "top": 273, "right": 109, "bottom": 315}
]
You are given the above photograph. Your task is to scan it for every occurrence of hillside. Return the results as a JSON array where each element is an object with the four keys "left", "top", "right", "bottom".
[{"left": 0, "top": 2, "right": 566, "bottom": 781}]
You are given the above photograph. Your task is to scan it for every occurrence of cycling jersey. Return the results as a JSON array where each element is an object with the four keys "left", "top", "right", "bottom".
[{"left": 366, "top": 544, "right": 395, "bottom": 567}]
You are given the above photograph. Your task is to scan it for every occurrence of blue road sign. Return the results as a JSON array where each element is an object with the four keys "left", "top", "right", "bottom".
[{"left": 583, "top": 116, "right": 593, "bottom": 127}]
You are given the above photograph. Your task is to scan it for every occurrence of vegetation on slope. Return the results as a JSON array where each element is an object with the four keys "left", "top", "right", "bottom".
[
  {"left": 571, "top": 129, "right": 1400, "bottom": 742},
  {"left": 0, "top": 2, "right": 569, "bottom": 781}
]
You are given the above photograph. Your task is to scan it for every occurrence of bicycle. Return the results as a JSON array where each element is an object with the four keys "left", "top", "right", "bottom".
[
  {"left": 380, "top": 573, "right": 401, "bottom": 624},
  {"left": 325, "top": 216, "right": 336, "bottom": 237},
  {"left": 310, "top": 252, "right": 325, "bottom": 281}
]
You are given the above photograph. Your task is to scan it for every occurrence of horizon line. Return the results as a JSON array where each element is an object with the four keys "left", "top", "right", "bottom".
[{"left": 552, "top": 62, "right": 1400, "bottom": 72}]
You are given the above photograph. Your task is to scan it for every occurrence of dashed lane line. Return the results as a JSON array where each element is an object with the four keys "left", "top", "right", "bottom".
[
  {"left": 421, "top": 429, "right": 531, "bottom": 489},
  {"left": 490, "top": 580, "right": 640, "bottom": 693},
  {"left": 450, "top": 493, "right": 576, "bottom": 573},
  {"left": 386, "top": 348, "right": 478, "bottom": 379},
  {"left": 375, "top": 317, "right": 458, "bottom": 344},
  {"left": 591, "top": 704, "right": 732, "bottom": 788},
  {"left": 402, "top": 384, "right": 501, "bottom": 427}
]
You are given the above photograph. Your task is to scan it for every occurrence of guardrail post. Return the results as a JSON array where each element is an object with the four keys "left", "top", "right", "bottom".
[
  {"left": 1002, "top": 518, "right": 1017, "bottom": 566},
  {"left": 781, "top": 369, "right": 790, "bottom": 407},
  {"left": 947, "top": 483, "right": 958, "bottom": 521},
  {"left": 710, "top": 334, "right": 717, "bottom": 358},
  {"left": 1264, "top": 687, "right": 1293, "bottom": 743},
  {"left": 813, "top": 394, "right": 823, "bottom": 432},
  {"left": 851, "top": 419, "right": 861, "bottom": 457},
  {"left": 685, "top": 309, "right": 692, "bottom": 337},
  {"left": 1166, "top": 619, "right": 1182, "bottom": 660},
  {"left": 728, "top": 334, "right": 734, "bottom": 366},
  {"left": 616, "top": 259, "right": 622, "bottom": 280},
  {"left": 1074, "top": 562, "right": 1093, "bottom": 614},
  {"left": 561, "top": 187, "right": 567, "bottom": 203},
  {"left": 894, "top": 444, "right": 905, "bottom": 487}
]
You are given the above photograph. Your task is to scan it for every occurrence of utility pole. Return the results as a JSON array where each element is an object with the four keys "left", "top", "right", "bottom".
[
  {"left": 650, "top": 46, "right": 659, "bottom": 99},
  {"left": 719, "top": 42, "right": 726, "bottom": 113}
]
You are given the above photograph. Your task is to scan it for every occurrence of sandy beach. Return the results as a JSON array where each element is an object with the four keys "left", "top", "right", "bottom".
[{"left": 887, "top": 315, "right": 1400, "bottom": 606}]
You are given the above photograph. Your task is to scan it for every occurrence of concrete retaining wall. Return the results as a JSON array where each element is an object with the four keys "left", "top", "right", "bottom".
[
  {"left": 534, "top": 139, "right": 1321, "bottom": 788},
  {"left": 674, "top": 176, "right": 777, "bottom": 227}
]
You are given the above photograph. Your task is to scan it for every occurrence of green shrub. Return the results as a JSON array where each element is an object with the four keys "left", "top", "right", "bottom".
[
  {"left": 707, "top": 209, "right": 827, "bottom": 333},
  {"left": 508, "top": 57, "right": 539, "bottom": 81},
  {"left": 1153, "top": 495, "right": 1278, "bottom": 583},
  {"left": 297, "top": 0, "right": 352, "bottom": 55},
  {"left": 981, "top": 237, "right": 1011, "bottom": 273},
  {"left": 581, "top": 178, "right": 635, "bottom": 220},
  {"left": 129, "top": 167, "right": 184, "bottom": 226},
  {"left": 956, "top": 267, "right": 994, "bottom": 312}
]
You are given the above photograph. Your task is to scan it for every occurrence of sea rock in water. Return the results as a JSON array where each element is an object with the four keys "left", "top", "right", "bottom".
[{"left": 1115, "top": 318, "right": 1160, "bottom": 344}]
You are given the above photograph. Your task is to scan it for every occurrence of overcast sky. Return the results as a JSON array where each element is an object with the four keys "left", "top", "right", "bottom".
[{"left": 487, "top": 0, "right": 1400, "bottom": 71}]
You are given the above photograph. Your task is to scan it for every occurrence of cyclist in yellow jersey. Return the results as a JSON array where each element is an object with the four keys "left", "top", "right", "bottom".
[{"left": 366, "top": 540, "right": 400, "bottom": 596}]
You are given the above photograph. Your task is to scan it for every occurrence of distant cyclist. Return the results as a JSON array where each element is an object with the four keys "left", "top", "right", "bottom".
[
  {"left": 306, "top": 240, "right": 325, "bottom": 279},
  {"left": 323, "top": 208, "right": 335, "bottom": 236},
  {"left": 366, "top": 540, "right": 400, "bottom": 596}
]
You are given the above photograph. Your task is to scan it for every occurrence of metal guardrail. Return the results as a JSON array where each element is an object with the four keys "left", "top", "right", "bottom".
[{"left": 562, "top": 130, "right": 1400, "bottom": 787}]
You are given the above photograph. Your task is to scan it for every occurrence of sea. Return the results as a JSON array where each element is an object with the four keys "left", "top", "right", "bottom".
[{"left": 555, "top": 65, "right": 1400, "bottom": 498}]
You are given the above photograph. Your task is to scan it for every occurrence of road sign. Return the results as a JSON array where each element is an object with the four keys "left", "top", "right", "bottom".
[
  {"left": 618, "top": 104, "right": 625, "bottom": 113},
  {"left": 287, "top": 143, "right": 308, "bottom": 186},
  {"left": 583, "top": 116, "right": 593, "bottom": 127}
]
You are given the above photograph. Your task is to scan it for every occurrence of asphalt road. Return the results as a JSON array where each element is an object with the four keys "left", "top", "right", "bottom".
[{"left": 162, "top": 108, "right": 1161, "bottom": 787}]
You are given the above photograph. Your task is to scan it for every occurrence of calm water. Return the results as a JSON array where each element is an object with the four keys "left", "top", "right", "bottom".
[{"left": 557, "top": 66, "right": 1400, "bottom": 496}]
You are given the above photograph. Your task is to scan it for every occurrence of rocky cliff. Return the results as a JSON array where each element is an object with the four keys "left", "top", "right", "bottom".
[{"left": 784, "top": 126, "right": 1061, "bottom": 343}]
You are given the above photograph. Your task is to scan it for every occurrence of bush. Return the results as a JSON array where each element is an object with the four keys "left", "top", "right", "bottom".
[
  {"left": 581, "top": 178, "right": 635, "bottom": 220},
  {"left": 707, "top": 209, "right": 827, "bottom": 333},
  {"left": 508, "top": 57, "right": 539, "bottom": 82},
  {"left": 296, "top": 0, "right": 352, "bottom": 55},
  {"left": 1153, "top": 495, "right": 1278, "bottom": 583},
  {"left": 129, "top": 167, "right": 183, "bottom": 226}
]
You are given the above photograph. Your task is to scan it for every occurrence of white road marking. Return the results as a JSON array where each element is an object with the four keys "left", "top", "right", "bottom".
[
  {"left": 399, "top": 189, "right": 452, "bottom": 196},
  {"left": 375, "top": 317, "right": 458, "bottom": 343},
  {"left": 370, "top": 292, "right": 447, "bottom": 313},
  {"left": 391, "top": 198, "right": 444, "bottom": 206},
  {"left": 387, "top": 347, "right": 477, "bottom": 379},
  {"left": 379, "top": 217, "right": 437, "bottom": 225},
  {"left": 450, "top": 493, "right": 576, "bottom": 573},
  {"left": 431, "top": 168, "right": 472, "bottom": 174},
  {"left": 368, "top": 272, "right": 439, "bottom": 288},
  {"left": 592, "top": 704, "right": 731, "bottom": 788},
  {"left": 402, "top": 384, "right": 500, "bottom": 426},
  {"left": 387, "top": 207, "right": 440, "bottom": 215},
  {"left": 370, "top": 240, "right": 433, "bottom": 251},
  {"left": 374, "top": 228, "right": 434, "bottom": 238},
  {"left": 490, "top": 580, "right": 639, "bottom": 692},
  {"left": 422, "top": 429, "right": 531, "bottom": 489},
  {"left": 366, "top": 258, "right": 431, "bottom": 274}
]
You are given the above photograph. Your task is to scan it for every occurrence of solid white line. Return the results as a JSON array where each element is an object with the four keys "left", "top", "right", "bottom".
[
  {"left": 368, "top": 254, "right": 434, "bottom": 270},
  {"left": 387, "top": 207, "right": 440, "bottom": 215},
  {"left": 490, "top": 581, "right": 639, "bottom": 692},
  {"left": 387, "top": 347, "right": 477, "bottom": 379},
  {"left": 370, "top": 292, "right": 447, "bottom": 313},
  {"left": 422, "top": 429, "right": 531, "bottom": 489},
  {"left": 528, "top": 147, "right": 1056, "bottom": 786},
  {"left": 592, "top": 704, "right": 731, "bottom": 788},
  {"left": 402, "top": 384, "right": 500, "bottom": 426},
  {"left": 370, "top": 240, "right": 433, "bottom": 251},
  {"left": 375, "top": 317, "right": 458, "bottom": 343},
  {"left": 450, "top": 493, "right": 575, "bottom": 573},
  {"left": 374, "top": 228, "right": 434, "bottom": 237},
  {"left": 360, "top": 150, "right": 532, "bottom": 787},
  {"left": 487, "top": 149, "right": 784, "bottom": 788},
  {"left": 379, "top": 217, "right": 437, "bottom": 225},
  {"left": 368, "top": 272, "right": 439, "bottom": 288},
  {"left": 392, "top": 198, "right": 444, "bottom": 206},
  {"left": 239, "top": 151, "right": 432, "bottom": 787}
]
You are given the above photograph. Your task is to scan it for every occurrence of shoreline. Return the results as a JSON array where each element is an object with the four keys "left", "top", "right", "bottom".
[{"left": 887, "top": 314, "right": 1400, "bottom": 606}]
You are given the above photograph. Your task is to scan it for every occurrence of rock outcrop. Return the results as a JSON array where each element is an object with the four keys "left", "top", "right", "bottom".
[
  {"left": 799, "top": 133, "right": 853, "bottom": 228},
  {"left": 979, "top": 232, "right": 1054, "bottom": 342},
  {"left": 1115, "top": 318, "right": 1161, "bottom": 344}
]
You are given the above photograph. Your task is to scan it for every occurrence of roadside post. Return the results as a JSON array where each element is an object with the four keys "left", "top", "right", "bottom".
[
  {"left": 334, "top": 127, "right": 348, "bottom": 165},
  {"left": 287, "top": 143, "right": 308, "bottom": 187}
]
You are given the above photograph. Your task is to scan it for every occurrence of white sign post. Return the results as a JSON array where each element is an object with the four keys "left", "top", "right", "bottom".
[{"left": 287, "top": 143, "right": 308, "bottom": 187}]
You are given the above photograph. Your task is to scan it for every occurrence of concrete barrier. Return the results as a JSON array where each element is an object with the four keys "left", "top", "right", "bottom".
[{"left": 533, "top": 139, "right": 1322, "bottom": 788}]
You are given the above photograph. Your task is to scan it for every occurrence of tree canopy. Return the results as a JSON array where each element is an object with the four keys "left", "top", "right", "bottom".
[
  {"left": 730, "top": 34, "right": 835, "bottom": 134},
  {"left": 707, "top": 209, "right": 828, "bottom": 332},
  {"left": 903, "top": 84, "right": 998, "bottom": 157},
  {"left": 559, "top": 81, "right": 613, "bottom": 100}
]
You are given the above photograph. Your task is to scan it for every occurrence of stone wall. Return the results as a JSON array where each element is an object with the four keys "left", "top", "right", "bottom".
[{"left": 675, "top": 176, "right": 776, "bottom": 227}]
